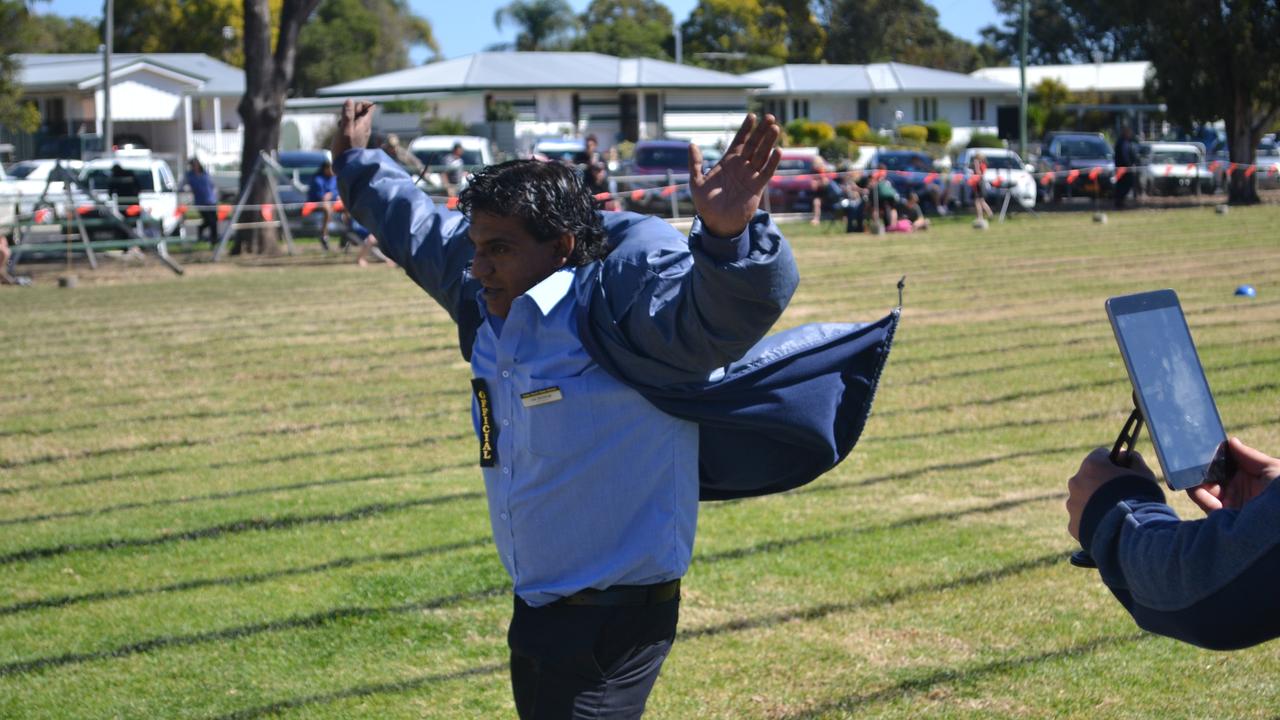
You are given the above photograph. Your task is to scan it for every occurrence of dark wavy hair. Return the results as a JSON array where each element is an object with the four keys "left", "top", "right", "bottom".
[{"left": 457, "top": 160, "right": 609, "bottom": 266}]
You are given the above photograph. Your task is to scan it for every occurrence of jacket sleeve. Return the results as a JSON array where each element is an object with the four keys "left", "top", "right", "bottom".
[
  {"left": 335, "top": 148, "right": 477, "bottom": 326},
  {"left": 1081, "top": 475, "right": 1280, "bottom": 650},
  {"left": 593, "top": 210, "right": 799, "bottom": 386}
]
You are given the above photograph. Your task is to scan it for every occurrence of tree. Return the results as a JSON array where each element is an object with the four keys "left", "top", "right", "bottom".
[
  {"left": 111, "top": 0, "right": 252, "bottom": 66},
  {"left": 493, "top": 0, "right": 579, "bottom": 51},
  {"left": 766, "top": 0, "right": 825, "bottom": 63},
  {"left": 18, "top": 10, "right": 101, "bottom": 54},
  {"left": 820, "top": 0, "right": 981, "bottom": 72},
  {"left": 236, "top": 0, "right": 321, "bottom": 255},
  {"left": 293, "top": 0, "right": 438, "bottom": 96},
  {"left": 1027, "top": 77, "right": 1072, "bottom": 137},
  {"left": 681, "top": 0, "right": 788, "bottom": 74},
  {"left": 0, "top": 1, "right": 40, "bottom": 135},
  {"left": 978, "top": 0, "right": 1145, "bottom": 66},
  {"left": 573, "top": 0, "right": 673, "bottom": 60}
]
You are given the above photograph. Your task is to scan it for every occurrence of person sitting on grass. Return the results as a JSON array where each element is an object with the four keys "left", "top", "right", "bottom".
[
  {"left": 307, "top": 160, "right": 339, "bottom": 248},
  {"left": 901, "top": 192, "right": 930, "bottom": 231}
]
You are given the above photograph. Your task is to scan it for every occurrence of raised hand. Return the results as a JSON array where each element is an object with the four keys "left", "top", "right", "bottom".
[
  {"left": 331, "top": 99, "right": 376, "bottom": 158},
  {"left": 1188, "top": 437, "right": 1280, "bottom": 514},
  {"left": 688, "top": 113, "right": 782, "bottom": 238}
]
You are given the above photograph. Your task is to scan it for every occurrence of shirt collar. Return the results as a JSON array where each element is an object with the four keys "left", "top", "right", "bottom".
[{"left": 474, "top": 267, "right": 576, "bottom": 318}]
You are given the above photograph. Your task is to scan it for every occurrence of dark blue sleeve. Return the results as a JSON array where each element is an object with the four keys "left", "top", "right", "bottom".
[{"left": 1082, "top": 477, "right": 1280, "bottom": 650}]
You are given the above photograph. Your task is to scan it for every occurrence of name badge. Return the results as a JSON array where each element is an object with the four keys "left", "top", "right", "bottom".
[
  {"left": 471, "top": 378, "right": 497, "bottom": 467},
  {"left": 520, "top": 386, "right": 563, "bottom": 408}
]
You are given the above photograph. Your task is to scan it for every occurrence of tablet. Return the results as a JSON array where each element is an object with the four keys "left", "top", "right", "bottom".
[{"left": 1106, "top": 289, "right": 1231, "bottom": 490}]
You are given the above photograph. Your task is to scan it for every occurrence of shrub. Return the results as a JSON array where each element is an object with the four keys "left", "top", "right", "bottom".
[
  {"left": 897, "top": 124, "right": 928, "bottom": 144},
  {"left": 967, "top": 133, "right": 1004, "bottom": 149},
  {"left": 836, "top": 120, "right": 871, "bottom": 142},
  {"left": 926, "top": 120, "right": 952, "bottom": 145},
  {"left": 785, "top": 118, "right": 836, "bottom": 146},
  {"left": 614, "top": 140, "right": 635, "bottom": 161},
  {"left": 818, "top": 137, "right": 852, "bottom": 162},
  {"left": 420, "top": 116, "right": 469, "bottom": 135}
]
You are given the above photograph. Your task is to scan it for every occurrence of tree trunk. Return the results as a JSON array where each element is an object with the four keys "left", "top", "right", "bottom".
[
  {"left": 1225, "top": 82, "right": 1260, "bottom": 205},
  {"left": 233, "top": 0, "right": 320, "bottom": 254}
]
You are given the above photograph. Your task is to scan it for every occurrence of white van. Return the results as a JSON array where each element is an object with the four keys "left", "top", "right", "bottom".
[
  {"left": 407, "top": 135, "right": 493, "bottom": 191},
  {"left": 80, "top": 153, "right": 181, "bottom": 235}
]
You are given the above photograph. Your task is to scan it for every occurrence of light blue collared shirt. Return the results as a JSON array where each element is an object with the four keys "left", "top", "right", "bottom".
[{"left": 470, "top": 268, "right": 700, "bottom": 607}]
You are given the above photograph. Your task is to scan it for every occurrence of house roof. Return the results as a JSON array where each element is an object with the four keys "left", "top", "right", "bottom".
[
  {"left": 15, "top": 53, "right": 244, "bottom": 97},
  {"left": 743, "top": 62, "right": 1018, "bottom": 96},
  {"left": 317, "top": 52, "right": 767, "bottom": 96},
  {"left": 971, "top": 61, "right": 1151, "bottom": 94}
]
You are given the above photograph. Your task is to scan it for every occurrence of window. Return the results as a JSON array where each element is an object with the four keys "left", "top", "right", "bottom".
[
  {"left": 970, "top": 97, "right": 986, "bottom": 122},
  {"left": 913, "top": 97, "right": 937, "bottom": 122},
  {"left": 764, "top": 99, "right": 787, "bottom": 123},
  {"left": 791, "top": 99, "right": 809, "bottom": 120},
  {"left": 857, "top": 99, "right": 870, "bottom": 122}
]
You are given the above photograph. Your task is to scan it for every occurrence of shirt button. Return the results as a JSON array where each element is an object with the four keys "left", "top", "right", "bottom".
[
  {"left": 502, "top": 419, "right": 510, "bottom": 427},
  {"left": 502, "top": 466, "right": 510, "bottom": 474},
  {"left": 501, "top": 370, "right": 510, "bottom": 378},
  {"left": 500, "top": 512, "right": 508, "bottom": 520}
]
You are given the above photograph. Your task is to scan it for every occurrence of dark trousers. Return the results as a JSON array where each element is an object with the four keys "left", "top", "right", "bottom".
[
  {"left": 198, "top": 210, "right": 218, "bottom": 245},
  {"left": 508, "top": 594, "right": 679, "bottom": 719}
]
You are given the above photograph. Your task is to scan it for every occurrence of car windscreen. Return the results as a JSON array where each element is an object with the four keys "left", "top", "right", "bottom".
[
  {"left": 775, "top": 158, "right": 814, "bottom": 173},
  {"left": 83, "top": 168, "right": 155, "bottom": 193},
  {"left": 1151, "top": 151, "right": 1200, "bottom": 164},
  {"left": 7, "top": 162, "right": 41, "bottom": 179},
  {"left": 1058, "top": 138, "right": 1112, "bottom": 158},
  {"left": 634, "top": 146, "right": 688, "bottom": 169},
  {"left": 877, "top": 154, "right": 929, "bottom": 171},
  {"left": 413, "top": 150, "right": 484, "bottom": 167},
  {"left": 983, "top": 156, "right": 1021, "bottom": 170}
]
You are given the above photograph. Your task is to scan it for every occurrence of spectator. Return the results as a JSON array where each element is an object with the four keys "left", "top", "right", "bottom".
[
  {"left": 0, "top": 234, "right": 12, "bottom": 284},
  {"left": 349, "top": 217, "right": 395, "bottom": 268},
  {"left": 307, "top": 160, "right": 339, "bottom": 247},
  {"left": 584, "top": 133, "right": 602, "bottom": 166},
  {"left": 809, "top": 157, "right": 844, "bottom": 226},
  {"left": 842, "top": 172, "right": 869, "bottom": 233},
  {"left": 971, "top": 153, "right": 993, "bottom": 223},
  {"left": 1114, "top": 126, "right": 1138, "bottom": 209},
  {"left": 870, "top": 165, "right": 899, "bottom": 229},
  {"left": 182, "top": 158, "right": 219, "bottom": 247},
  {"left": 901, "top": 192, "right": 929, "bottom": 231},
  {"left": 584, "top": 162, "right": 618, "bottom": 211},
  {"left": 445, "top": 142, "right": 466, "bottom": 196},
  {"left": 1067, "top": 438, "right": 1280, "bottom": 649}
]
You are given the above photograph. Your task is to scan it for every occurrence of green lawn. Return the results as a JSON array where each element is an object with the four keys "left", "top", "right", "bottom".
[{"left": 2, "top": 205, "right": 1278, "bottom": 719}]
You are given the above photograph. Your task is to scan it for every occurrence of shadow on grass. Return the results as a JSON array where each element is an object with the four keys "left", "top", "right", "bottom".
[
  {"left": 0, "top": 431, "right": 473, "bottom": 496},
  {"left": 0, "top": 584, "right": 511, "bottom": 678},
  {"left": 206, "top": 663, "right": 508, "bottom": 720},
  {"left": 0, "top": 461, "right": 474, "bottom": 528},
  {"left": 0, "top": 407, "right": 465, "bottom": 471},
  {"left": 698, "top": 492, "right": 1059, "bottom": 566},
  {"left": 777, "top": 633, "right": 1151, "bottom": 719},
  {"left": 681, "top": 551, "right": 1066, "bottom": 642},
  {"left": 0, "top": 536, "right": 491, "bottom": 617},
  {"left": 0, "top": 490, "right": 483, "bottom": 567}
]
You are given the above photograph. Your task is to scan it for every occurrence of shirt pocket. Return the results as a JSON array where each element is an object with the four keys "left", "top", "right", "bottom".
[{"left": 523, "top": 372, "right": 597, "bottom": 458}]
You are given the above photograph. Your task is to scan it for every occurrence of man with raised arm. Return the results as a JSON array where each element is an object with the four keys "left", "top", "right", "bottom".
[{"left": 333, "top": 99, "right": 797, "bottom": 719}]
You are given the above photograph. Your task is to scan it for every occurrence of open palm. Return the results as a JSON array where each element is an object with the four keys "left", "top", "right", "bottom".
[{"left": 688, "top": 114, "right": 782, "bottom": 238}]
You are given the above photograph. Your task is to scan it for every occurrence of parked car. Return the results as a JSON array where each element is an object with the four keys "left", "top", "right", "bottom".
[
  {"left": 956, "top": 148, "right": 1037, "bottom": 209},
  {"left": 79, "top": 153, "right": 181, "bottom": 236},
  {"left": 6, "top": 158, "right": 83, "bottom": 216},
  {"left": 532, "top": 137, "right": 587, "bottom": 165},
  {"left": 1254, "top": 137, "right": 1280, "bottom": 189},
  {"left": 768, "top": 147, "right": 825, "bottom": 214},
  {"left": 867, "top": 149, "right": 938, "bottom": 205},
  {"left": 1136, "top": 142, "right": 1213, "bottom": 196},
  {"left": 622, "top": 139, "right": 693, "bottom": 214},
  {"left": 1035, "top": 132, "right": 1115, "bottom": 202},
  {"left": 409, "top": 135, "right": 493, "bottom": 191},
  {"left": 0, "top": 163, "right": 18, "bottom": 234}
]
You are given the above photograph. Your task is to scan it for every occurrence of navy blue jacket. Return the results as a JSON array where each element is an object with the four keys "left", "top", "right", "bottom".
[
  {"left": 1081, "top": 474, "right": 1280, "bottom": 649},
  {"left": 337, "top": 149, "right": 898, "bottom": 500}
]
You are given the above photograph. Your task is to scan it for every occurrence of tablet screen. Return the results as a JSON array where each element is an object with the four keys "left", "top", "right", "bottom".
[{"left": 1114, "top": 306, "right": 1225, "bottom": 481}]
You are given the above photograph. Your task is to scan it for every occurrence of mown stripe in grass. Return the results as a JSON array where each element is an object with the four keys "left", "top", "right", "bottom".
[{"left": 0, "top": 491, "right": 483, "bottom": 567}]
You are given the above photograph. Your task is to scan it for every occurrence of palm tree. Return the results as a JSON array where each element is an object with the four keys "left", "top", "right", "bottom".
[{"left": 493, "top": 0, "right": 578, "bottom": 51}]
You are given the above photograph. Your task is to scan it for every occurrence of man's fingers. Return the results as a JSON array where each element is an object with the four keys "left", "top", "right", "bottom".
[
  {"left": 1188, "top": 486, "right": 1223, "bottom": 514},
  {"left": 749, "top": 148, "right": 782, "bottom": 194},
  {"left": 687, "top": 143, "right": 704, "bottom": 186},
  {"left": 727, "top": 114, "right": 756, "bottom": 157},
  {"left": 1229, "top": 437, "right": 1279, "bottom": 475},
  {"left": 741, "top": 114, "right": 776, "bottom": 168}
]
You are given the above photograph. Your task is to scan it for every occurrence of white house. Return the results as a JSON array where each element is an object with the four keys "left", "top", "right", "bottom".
[
  {"left": 971, "top": 61, "right": 1162, "bottom": 137},
  {"left": 314, "top": 52, "right": 767, "bottom": 151},
  {"left": 9, "top": 53, "right": 245, "bottom": 166},
  {"left": 743, "top": 62, "right": 1020, "bottom": 147}
]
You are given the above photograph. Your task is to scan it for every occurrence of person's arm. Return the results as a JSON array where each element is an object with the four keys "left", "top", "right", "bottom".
[
  {"left": 589, "top": 115, "right": 798, "bottom": 384},
  {"left": 1071, "top": 440, "right": 1280, "bottom": 650},
  {"left": 331, "top": 100, "right": 476, "bottom": 322}
]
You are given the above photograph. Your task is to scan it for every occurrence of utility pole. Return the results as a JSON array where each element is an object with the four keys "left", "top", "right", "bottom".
[
  {"left": 1018, "top": 0, "right": 1028, "bottom": 161},
  {"left": 103, "top": 0, "right": 113, "bottom": 154},
  {"left": 673, "top": 18, "right": 682, "bottom": 64}
]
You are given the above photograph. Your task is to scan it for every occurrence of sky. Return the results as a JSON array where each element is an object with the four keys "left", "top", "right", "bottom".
[{"left": 37, "top": 0, "right": 1000, "bottom": 62}]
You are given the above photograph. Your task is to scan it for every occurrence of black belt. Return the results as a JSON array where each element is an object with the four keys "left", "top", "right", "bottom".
[{"left": 554, "top": 579, "right": 681, "bottom": 608}]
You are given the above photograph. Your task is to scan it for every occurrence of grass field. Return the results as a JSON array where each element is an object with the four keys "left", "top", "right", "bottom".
[{"left": 2, "top": 205, "right": 1279, "bottom": 719}]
